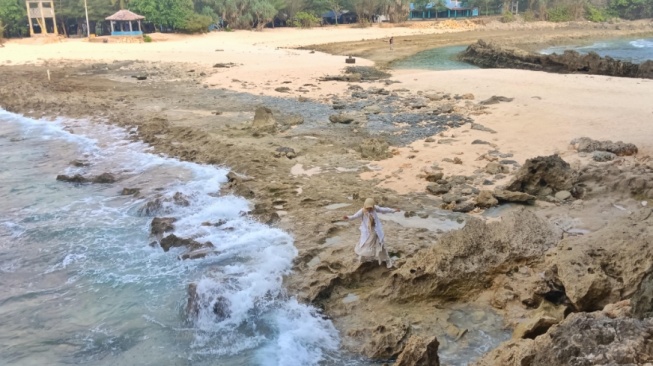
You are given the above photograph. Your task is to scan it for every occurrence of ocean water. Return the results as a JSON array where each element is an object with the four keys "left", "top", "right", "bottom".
[
  {"left": 0, "top": 110, "right": 510, "bottom": 366},
  {"left": 0, "top": 110, "right": 345, "bottom": 366},
  {"left": 392, "top": 45, "right": 480, "bottom": 71},
  {"left": 540, "top": 37, "right": 653, "bottom": 63}
]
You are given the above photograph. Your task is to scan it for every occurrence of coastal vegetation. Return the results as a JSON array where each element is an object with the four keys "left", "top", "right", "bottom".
[{"left": 0, "top": 0, "right": 652, "bottom": 36}]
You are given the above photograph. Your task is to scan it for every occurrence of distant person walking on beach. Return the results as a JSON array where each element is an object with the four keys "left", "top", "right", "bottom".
[
  {"left": 389, "top": 36, "right": 394, "bottom": 51},
  {"left": 343, "top": 198, "right": 400, "bottom": 268}
]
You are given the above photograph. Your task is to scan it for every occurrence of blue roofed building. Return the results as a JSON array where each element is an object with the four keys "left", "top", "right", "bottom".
[{"left": 409, "top": 0, "right": 479, "bottom": 19}]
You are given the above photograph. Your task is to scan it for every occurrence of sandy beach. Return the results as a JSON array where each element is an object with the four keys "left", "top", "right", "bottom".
[{"left": 2, "top": 19, "right": 653, "bottom": 365}]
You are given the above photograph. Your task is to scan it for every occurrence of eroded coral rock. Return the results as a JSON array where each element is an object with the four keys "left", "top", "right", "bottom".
[
  {"left": 394, "top": 335, "right": 440, "bottom": 366},
  {"left": 378, "top": 209, "right": 559, "bottom": 301},
  {"left": 505, "top": 155, "right": 577, "bottom": 197}
]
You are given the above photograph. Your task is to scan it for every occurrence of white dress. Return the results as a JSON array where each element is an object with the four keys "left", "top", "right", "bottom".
[{"left": 346, "top": 206, "right": 395, "bottom": 268}]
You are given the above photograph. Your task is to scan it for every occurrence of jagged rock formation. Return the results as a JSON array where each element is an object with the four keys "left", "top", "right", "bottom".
[
  {"left": 473, "top": 305, "right": 653, "bottom": 366},
  {"left": 378, "top": 209, "right": 560, "bottom": 302},
  {"left": 459, "top": 40, "right": 653, "bottom": 79}
]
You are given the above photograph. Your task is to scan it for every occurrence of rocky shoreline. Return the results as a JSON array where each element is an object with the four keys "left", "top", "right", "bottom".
[{"left": 1, "top": 40, "right": 653, "bottom": 365}]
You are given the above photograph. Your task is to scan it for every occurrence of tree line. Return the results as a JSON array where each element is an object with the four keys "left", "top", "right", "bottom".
[{"left": 1, "top": 0, "right": 652, "bottom": 37}]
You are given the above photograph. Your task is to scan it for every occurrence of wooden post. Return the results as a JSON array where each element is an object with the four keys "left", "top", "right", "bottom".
[
  {"left": 50, "top": 1, "right": 58, "bottom": 34},
  {"left": 137, "top": 20, "right": 141, "bottom": 32},
  {"left": 110, "top": 21, "right": 114, "bottom": 34},
  {"left": 129, "top": 21, "right": 133, "bottom": 32},
  {"left": 26, "top": 1, "right": 35, "bottom": 36},
  {"left": 38, "top": 1, "right": 47, "bottom": 34}
]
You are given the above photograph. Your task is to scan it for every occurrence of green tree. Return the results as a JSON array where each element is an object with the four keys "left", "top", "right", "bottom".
[
  {"left": 0, "top": 0, "right": 27, "bottom": 37},
  {"left": 609, "top": 0, "right": 653, "bottom": 19}
]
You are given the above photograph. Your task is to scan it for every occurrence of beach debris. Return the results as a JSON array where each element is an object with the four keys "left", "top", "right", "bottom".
[
  {"left": 345, "top": 56, "right": 356, "bottom": 64},
  {"left": 480, "top": 95, "right": 514, "bottom": 105},
  {"left": 571, "top": 137, "right": 638, "bottom": 156},
  {"left": 393, "top": 335, "right": 440, "bottom": 366},
  {"left": 274, "top": 86, "right": 291, "bottom": 93},
  {"left": 274, "top": 146, "right": 297, "bottom": 159},
  {"left": 213, "top": 62, "right": 237, "bottom": 68},
  {"left": 470, "top": 122, "right": 497, "bottom": 133}
]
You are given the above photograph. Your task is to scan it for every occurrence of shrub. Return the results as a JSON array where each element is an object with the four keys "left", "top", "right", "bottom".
[
  {"left": 292, "top": 12, "right": 320, "bottom": 28},
  {"left": 585, "top": 5, "right": 609, "bottom": 22},
  {"left": 500, "top": 11, "right": 516, "bottom": 23},
  {"left": 522, "top": 10, "right": 536, "bottom": 22},
  {"left": 546, "top": 6, "right": 573, "bottom": 22},
  {"left": 179, "top": 13, "right": 213, "bottom": 33},
  {"left": 143, "top": 34, "right": 152, "bottom": 42}
]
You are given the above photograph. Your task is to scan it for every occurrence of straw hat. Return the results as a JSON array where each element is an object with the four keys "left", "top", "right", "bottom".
[{"left": 363, "top": 198, "right": 375, "bottom": 209}]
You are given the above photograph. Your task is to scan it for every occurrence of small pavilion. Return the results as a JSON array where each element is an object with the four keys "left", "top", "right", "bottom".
[{"left": 105, "top": 10, "right": 144, "bottom": 36}]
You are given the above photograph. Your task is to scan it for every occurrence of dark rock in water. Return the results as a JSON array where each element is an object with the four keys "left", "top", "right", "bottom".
[
  {"left": 173, "top": 192, "right": 190, "bottom": 206},
  {"left": 571, "top": 137, "right": 638, "bottom": 156},
  {"left": 70, "top": 159, "right": 90, "bottom": 167},
  {"left": 505, "top": 155, "right": 577, "bottom": 197},
  {"left": 179, "top": 247, "right": 216, "bottom": 260},
  {"left": 56, "top": 172, "right": 117, "bottom": 184},
  {"left": 91, "top": 173, "right": 117, "bottom": 183},
  {"left": 160, "top": 234, "right": 212, "bottom": 252},
  {"left": 459, "top": 39, "right": 653, "bottom": 79},
  {"left": 56, "top": 174, "right": 88, "bottom": 183},
  {"left": 121, "top": 187, "right": 140, "bottom": 196},
  {"left": 394, "top": 336, "right": 440, "bottom": 366},
  {"left": 185, "top": 283, "right": 230, "bottom": 321},
  {"left": 632, "top": 268, "right": 653, "bottom": 319},
  {"left": 150, "top": 217, "right": 176, "bottom": 238}
]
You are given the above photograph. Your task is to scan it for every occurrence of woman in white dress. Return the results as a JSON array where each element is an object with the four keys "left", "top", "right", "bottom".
[{"left": 343, "top": 198, "right": 400, "bottom": 268}]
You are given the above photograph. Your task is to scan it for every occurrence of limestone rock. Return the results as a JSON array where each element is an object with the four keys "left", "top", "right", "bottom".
[
  {"left": 394, "top": 336, "right": 440, "bottom": 366},
  {"left": 426, "top": 182, "right": 451, "bottom": 195},
  {"left": 252, "top": 106, "right": 277, "bottom": 133},
  {"left": 493, "top": 189, "right": 536, "bottom": 204},
  {"left": 631, "top": 268, "right": 653, "bottom": 320},
  {"left": 505, "top": 155, "right": 577, "bottom": 197},
  {"left": 549, "top": 208, "right": 653, "bottom": 311},
  {"left": 379, "top": 209, "right": 559, "bottom": 301},
  {"left": 475, "top": 190, "right": 498, "bottom": 208},
  {"left": 592, "top": 150, "right": 616, "bottom": 162},
  {"left": 485, "top": 162, "right": 508, "bottom": 174},
  {"left": 572, "top": 137, "right": 638, "bottom": 156},
  {"left": 359, "top": 138, "right": 392, "bottom": 160},
  {"left": 347, "top": 319, "right": 410, "bottom": 359}
]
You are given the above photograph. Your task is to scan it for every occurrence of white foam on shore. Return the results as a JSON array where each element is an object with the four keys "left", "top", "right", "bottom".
[{"left": 0, "top": 109, "right": 342, "bottom": 366}]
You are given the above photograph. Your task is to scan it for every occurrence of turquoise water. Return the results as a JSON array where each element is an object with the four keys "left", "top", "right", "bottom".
[
  {"left": 540, "top": 37, "right": 653, "bottom": 63},
  {"left": 392, "top": 45, "right": 480, "bottom": 71}
]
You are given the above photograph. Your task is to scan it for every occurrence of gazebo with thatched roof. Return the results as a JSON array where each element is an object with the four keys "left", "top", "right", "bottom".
[{"left": 106, "top": 9, "right": 144, "bottom": 36}]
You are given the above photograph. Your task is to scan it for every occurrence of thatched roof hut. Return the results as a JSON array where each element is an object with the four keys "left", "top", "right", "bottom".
[
  {"left": 105, "top": 10, "right": 144, "bottom": 36},
  {"left": 106, "top": 10, "right": 144, "bottom": 21}
]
